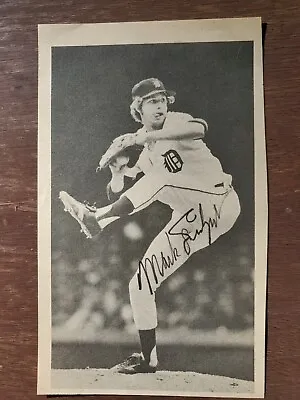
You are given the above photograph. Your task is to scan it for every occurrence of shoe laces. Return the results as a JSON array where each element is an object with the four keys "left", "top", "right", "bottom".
[{"left": 127, "top": 353, "right": 141, "bottom": 361}]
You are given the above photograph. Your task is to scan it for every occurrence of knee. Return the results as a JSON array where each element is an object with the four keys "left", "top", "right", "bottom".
[
  {"left": 232, "top": 190, "right": 241, "bottom": 220},
  {"left": 221, "top": 190, "right": 241, "bottom": 233}
]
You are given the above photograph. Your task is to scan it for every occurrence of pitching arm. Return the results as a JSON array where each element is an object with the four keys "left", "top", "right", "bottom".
[{"left": 136, "top": 120, "right": 207, "bottom": 145}]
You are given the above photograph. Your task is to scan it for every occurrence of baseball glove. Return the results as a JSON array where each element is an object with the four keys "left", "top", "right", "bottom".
[{"left": 98, "top": 133, "right": 139, "bottom": 170}]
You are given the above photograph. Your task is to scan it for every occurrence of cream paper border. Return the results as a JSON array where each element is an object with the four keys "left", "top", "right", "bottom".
[{"left": 38, "top": 17, "right": 267, "bottom": 397}]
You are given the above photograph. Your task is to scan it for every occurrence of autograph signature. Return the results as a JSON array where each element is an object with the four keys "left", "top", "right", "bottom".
[
  {"left": 169, "top": 203, "right": 222, "bottom": 255},
  {"left": 137, "top": 202, "right": 222, "bottom": 295}
]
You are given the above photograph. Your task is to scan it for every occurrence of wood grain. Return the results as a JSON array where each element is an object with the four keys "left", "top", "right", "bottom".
[{"left": 0, "top": 1, "right": 299, "bottom": 399}]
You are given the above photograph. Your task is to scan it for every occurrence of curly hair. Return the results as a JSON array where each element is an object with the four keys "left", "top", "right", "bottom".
[{"left": 130, "top": 95, "right": 175, "bottom": 123}]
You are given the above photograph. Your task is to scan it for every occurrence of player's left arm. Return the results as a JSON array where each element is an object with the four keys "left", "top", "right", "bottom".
[{"left": 136, "top": 119, "right": 208, "bottom": 144}]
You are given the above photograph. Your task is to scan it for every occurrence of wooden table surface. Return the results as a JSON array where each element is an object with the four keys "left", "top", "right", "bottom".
[{"left": 0, "top": 1, "right": 299, "bottom": 399}]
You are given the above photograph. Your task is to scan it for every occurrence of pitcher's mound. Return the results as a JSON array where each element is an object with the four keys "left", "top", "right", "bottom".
[{"left": 51, "top": 368, "right": 254, "bottom": 396}]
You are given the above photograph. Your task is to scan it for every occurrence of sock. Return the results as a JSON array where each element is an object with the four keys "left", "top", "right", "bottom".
[
  {"left": 138, "top": 329, "right": 158, "bottom": 367},
  {"left": 95, "top": 196, "right": 134, "bottom": 221}
]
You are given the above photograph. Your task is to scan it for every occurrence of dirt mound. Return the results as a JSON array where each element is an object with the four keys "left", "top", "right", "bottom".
[{"left": 51, "top": 368, "right": 254, "bottom": 396}]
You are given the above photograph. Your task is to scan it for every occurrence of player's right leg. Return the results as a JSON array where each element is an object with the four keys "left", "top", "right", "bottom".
[
  {"left": 110, "top": 213, "right": 183, "bottom": 375},
  {"left": 115, "top": 188, "right": 241, "bottom": 374}
]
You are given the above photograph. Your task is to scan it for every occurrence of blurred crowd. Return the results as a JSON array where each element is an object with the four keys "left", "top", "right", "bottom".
[{"left": 52, "top": 202, "right": 254, "bottom": 337}]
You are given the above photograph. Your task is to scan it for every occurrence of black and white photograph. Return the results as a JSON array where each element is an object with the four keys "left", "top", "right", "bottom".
[{"left": 38, "top": 18, "right": 267, "bottom": 397}]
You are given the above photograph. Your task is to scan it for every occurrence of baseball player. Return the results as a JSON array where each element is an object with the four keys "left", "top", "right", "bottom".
[{"left": 60, "top": 78, "right": 241, "bottom": 374}]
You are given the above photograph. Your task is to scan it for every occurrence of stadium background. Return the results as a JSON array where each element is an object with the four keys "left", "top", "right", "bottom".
[{"left": 50, "top": 42, "right": 254, "bottom": 380}]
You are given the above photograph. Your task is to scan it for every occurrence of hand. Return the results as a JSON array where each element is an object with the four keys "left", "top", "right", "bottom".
[{"left": 108, "top": 155, "right": 130, "bottom": 173}]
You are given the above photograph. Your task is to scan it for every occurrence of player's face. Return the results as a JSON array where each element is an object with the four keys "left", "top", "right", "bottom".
[{"left": 140, "top": 93, "right": 168, "bottom": 130}]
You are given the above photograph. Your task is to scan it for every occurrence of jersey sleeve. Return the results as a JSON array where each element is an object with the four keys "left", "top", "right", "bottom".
[
  {"left": 189, "top": 117, "right": 208, "bottom": 132},
  {"left": 165, "top": 112, "right": 208, "bottom": 132}
]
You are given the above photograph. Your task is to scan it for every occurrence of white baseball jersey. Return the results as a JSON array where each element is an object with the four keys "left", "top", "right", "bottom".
[
  {"left": 124, "top": 112, "right": 232, "bottom": 213},
  {"left": 136, "top": 112, "right": 232, "bottom": 190}
]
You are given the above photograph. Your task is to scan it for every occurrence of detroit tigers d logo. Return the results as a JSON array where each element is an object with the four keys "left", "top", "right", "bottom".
[{"left": 162, "top": 150, "right": 183, "bottom": 173}]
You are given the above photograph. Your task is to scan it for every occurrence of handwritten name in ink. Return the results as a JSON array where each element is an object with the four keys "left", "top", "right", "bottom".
[{"left": 137, "top": 202, "right": 222, "bottom": 294}]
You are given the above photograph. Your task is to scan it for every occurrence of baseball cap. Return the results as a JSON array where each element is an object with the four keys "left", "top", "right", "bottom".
[{"left": 131, "top": 78, "right": 176, "bottom": 100}]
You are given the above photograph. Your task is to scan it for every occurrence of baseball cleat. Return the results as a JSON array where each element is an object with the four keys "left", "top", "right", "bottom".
[
  {"left": 110, "top": 353, "right": 157, "bottom": 374},
  {"left": 59, "top": 191, "right": 101, "bottom": 239}
]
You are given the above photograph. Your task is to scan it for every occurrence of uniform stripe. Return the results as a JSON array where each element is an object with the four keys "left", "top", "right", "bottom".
[
  {"left": 189, "top": 118, "right": 209, "bottom": 132},
  {"left": 133, "top": 183, "right": 230, "bottom": 211}
]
